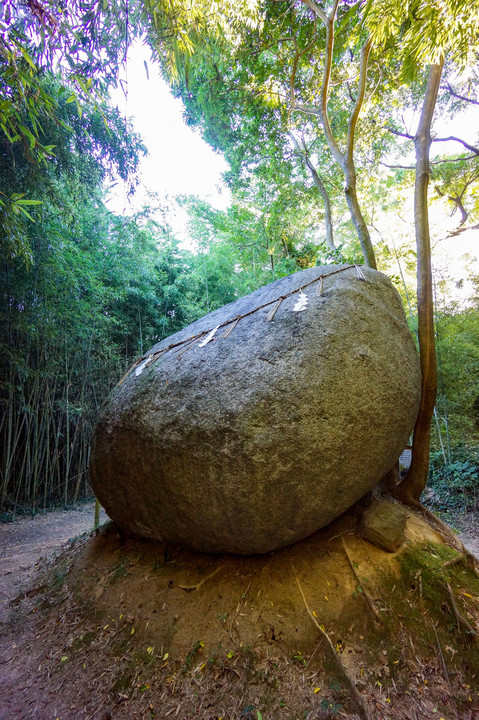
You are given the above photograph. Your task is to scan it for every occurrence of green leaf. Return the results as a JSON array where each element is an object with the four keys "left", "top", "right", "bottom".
[
  {"left": 16, "top": 206, "right": 36, "bottom": 221},
  {"left": 18, "top": 125, "right": 37, "bottom": 149},
  {"left": 337, "top": 2, "right": 362, "bottom": 34}
]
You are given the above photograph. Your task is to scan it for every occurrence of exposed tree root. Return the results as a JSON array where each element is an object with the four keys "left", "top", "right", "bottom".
[
  {"left": 444, "top": 555, "right": 465, "bottom": 569},
  {"left": 446, "top": 582, "right": 477, "bottom": 635},
  {"left": 178, "top": 566, "right": 224, "bottom": 592},
  {"left": 342, "top": 537, "right": 381, "bottom": 622},
  {"left": 294, "top": 573, "right": 372, "bottom": 720}
]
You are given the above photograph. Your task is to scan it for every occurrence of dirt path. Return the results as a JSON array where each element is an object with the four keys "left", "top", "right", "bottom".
[
  {"left": 0, "top": 503, "right": 108, "bottom": 624},
  {"left": 442, "top": 509, "right": 479, "bottom": 558}
]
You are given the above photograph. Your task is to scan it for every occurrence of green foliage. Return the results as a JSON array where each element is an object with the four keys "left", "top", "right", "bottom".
[
  {"left": 144, "top": 0, "right": 259, "bottom": 79},
  {"left": 427, "top": 449, "right": 479, "bottom": 514},
  {"left": 159, "top": 2, "right": 372, "bottom": 259},
  {"left": 1, "top": 0, "right": 135, "bottom": 89},
  {"left": 366, "top": 0, "right": 479, "bottom": 71},
  {"left": 0, "top": 192, "right": 241, "bottom": 512},
  {"left": 0, "top": 66, "right": 146, "bottom": 261},
  {"left": 435, "top": 305, "right": 479, "bottom": 446},
  {"left": 0, "top": 68, "right": 239, "bottom": 513},
  {"left": 182, "top": 193, "right": 332, "bottom": 298},
  {"left": 0, "top": 0, "right": 149, "bottom": 261}
]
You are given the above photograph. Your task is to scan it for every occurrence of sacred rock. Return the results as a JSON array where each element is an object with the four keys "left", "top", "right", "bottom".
[{"left": 89, "top": 265, "right": 421, "bottom": 554}]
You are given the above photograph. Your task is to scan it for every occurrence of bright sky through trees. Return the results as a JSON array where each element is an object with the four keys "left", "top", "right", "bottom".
[
  {"left": 106, "top": 41, "right": 478, "bottom": 291},
  {"left": 106, "top": 42, "right": 230, "bottom": 229}
]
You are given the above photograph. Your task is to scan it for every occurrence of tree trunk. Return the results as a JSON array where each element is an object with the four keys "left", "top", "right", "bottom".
[
  {"left": 343, "top": 164, "right": 377, "bottom": 269},
  {"left": 395, "top": 61, "right": 444, "bottom": 504},
  {"left": 305, "top": 157, "right": 337, "bottom": 255},
  {"left": 298, "top": 2, "right": 377, "bottom": 268},
  {"left": 288, "top": 131, "right": 339, "bottom": 256}
]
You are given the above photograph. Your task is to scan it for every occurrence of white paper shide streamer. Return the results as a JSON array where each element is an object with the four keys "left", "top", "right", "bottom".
[
  {"left": 293, "top": 290, "right": 308, "bottom": 312},
  {"left": 135, "top": 357, "right": 151, "bottom": 377},
  {"left": 198, "top": 325, "right": 220, "bottom": 348}
]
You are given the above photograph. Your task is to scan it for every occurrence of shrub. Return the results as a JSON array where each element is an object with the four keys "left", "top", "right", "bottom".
[{"left": 426, "top": 449, "right": 479, "bottom": 513}]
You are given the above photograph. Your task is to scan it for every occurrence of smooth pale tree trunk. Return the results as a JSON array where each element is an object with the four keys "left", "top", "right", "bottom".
[
  {"left": 395, "top": 61, "right": 444, "bottom": 504},
  {"left": 298, "top": 3, "right": 377, "bottom": 268},
  {"left": 305, "top": 158, "right": 337, "bottom": 255},
  {"left": 288, "top": 132, "right": 339, "bottom": 255},
  {"left": 344, "top": 165, "right": 377, "bottom": 269}
]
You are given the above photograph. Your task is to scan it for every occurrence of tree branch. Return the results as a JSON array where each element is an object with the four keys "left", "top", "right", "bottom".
[
  {"left": 346, "top": 36, "right": 372, "bottom": 167},
  {"left": 299, "top": 0, "right": 328, "bottom": 24},
  {"left": 292, "top": 102, "right": 321, "bottom": 116},
  {"left": 291, "top": 133, "right": 338, "bottom": 255},
  {"left": 301, "top": 0, "right": 344, "bottom": 166},
  {"left": 289, "top": 22, "right": 318, "bottom": 110},
  {"left": 385, "top": 126, "right": 414, "bottom": 141},
  {"left": 290, "top": 45, "right": 300, "bottom": 109},
  {"left": 385, "top": 126, "right": 479, "bottom": 157},
  {"left": 449, "top": 195, "right": 468, "bottom": 226},
  {"left": 444, "top": 83, "right": 479, "bottom": 106},
  {"left": 381, "top": 154, "right": 477, "bottom": 169},
  {"left": 432, "top": 136, "right": 479, "bottom": 156},
  {"left": 298, "top": 0, "right": 375, "bottom": 269}
]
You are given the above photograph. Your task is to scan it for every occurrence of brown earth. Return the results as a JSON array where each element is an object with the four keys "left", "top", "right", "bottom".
[
  {"left": 1, "top": 501, "right": 479, "bottom": 720},
  {"left": 0, "top": 503, "right": 108, "bottom": 624},
  {"left": 1, "top": 503, "right": 477, "bottom": 624}
]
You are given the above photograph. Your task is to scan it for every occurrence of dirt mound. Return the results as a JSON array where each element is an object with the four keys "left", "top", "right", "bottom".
[{"left": 1, "top": 503, "right": 479, "bottom": 720}]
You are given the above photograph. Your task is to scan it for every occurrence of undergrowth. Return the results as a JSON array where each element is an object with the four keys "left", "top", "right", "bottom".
[{"left": 425, "top": 447, "right": 479, "bottom": 516}]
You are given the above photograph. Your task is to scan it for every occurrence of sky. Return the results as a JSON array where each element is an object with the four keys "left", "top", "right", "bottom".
[
  {"left": 106, "top": 42, "right": 230, "bottom": 235},
  {"left": 106, "top": 42, "right": 478, "bottom": 300}
]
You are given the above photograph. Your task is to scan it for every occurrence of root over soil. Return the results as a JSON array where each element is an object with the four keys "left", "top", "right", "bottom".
[{"left": 1, "top": 504, "right": 479, "bottom": 720}]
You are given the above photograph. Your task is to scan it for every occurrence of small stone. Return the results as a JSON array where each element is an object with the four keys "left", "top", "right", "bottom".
[{"left": 361, "top": 499, "right": 408, "bottom": 552}]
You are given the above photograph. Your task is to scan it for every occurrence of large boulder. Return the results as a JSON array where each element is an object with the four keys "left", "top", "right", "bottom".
[{"left": 89, "top": 265, "right": 421, "bottom": 554}]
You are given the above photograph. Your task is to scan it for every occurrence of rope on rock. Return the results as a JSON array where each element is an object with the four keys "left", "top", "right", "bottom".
[{"left": 118, "top": 264, "right": 367, "bottom": 385}]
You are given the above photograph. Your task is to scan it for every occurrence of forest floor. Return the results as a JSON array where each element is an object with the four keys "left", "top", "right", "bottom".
[
  {"left": 0, "top": 503, "right": 108, "bottom": 624},
  {"left": 1, "top": 501, "right": 477, "bottom": 624},
  {"left": 0, "top": 502, "right": 479, "bottom": 720}
]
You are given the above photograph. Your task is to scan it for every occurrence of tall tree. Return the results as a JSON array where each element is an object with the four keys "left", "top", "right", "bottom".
[
  {"left": 158, "top": 1, "right": 400, "bottom": 266},
  {"left": 293, "top": 0, "right": 377, "bottom": 267},
  {"left": 366, "top": 0, "right": 479, "bottom": 502}
]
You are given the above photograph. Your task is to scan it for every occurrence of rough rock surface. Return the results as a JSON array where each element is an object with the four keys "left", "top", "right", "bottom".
[
  {"left": 89, "top": 265, "right": 421, "bottom": 554},
  {"left": 361, "top": 498, "right": 408, "bottom": 552}
]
